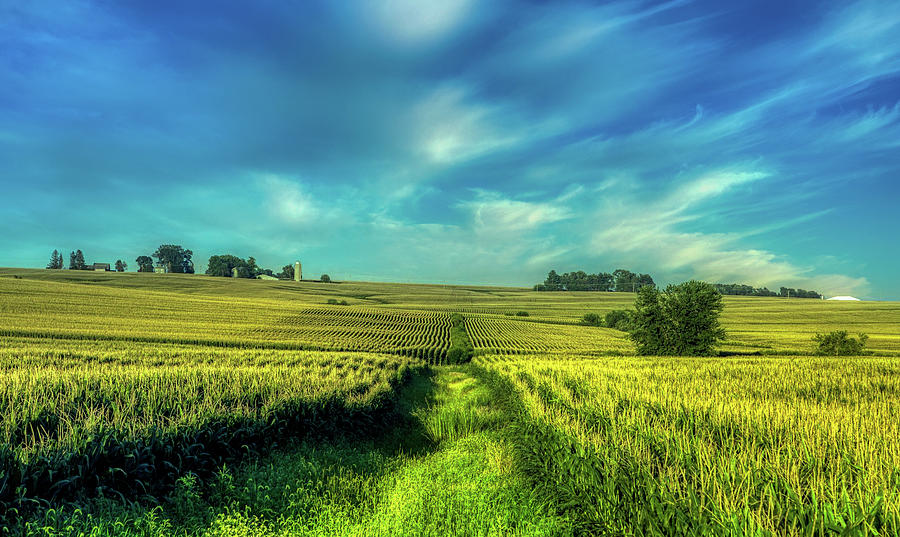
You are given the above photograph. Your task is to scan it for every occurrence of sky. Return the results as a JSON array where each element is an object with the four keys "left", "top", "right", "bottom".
[{"left": 1, "top": 1, "right": 898, "bottom": 299}]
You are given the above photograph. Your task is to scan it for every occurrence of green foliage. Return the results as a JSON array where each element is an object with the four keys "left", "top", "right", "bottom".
[
  {"left": 135, "top": 255, "right": 154, "bottom": 272},
  {"left": 278, "top": 264, "right": 295, "bottom": 280},
  {"left": 603, "top": 309, "right": 631, "bottom": 330},
  {"left": 114, "top": 260, "right": 127, "bottom": 272},
  {"left": 320, "top": 274, "right": 331, "bottom": 283},
  {"left": 628, "top": 281, "right": 725, "bottom": 356},
  {"left": 515, "top": 311, "right": 529, "bottom": 317},
  {"left": 326, "top": 298, "right": 349, "bottom": 305},
  {"left": 152, "top": 244, "right": 194, "bottom": 274},
  {"left": 581, "top": 313, "right": 603, "bottom": 327},
  {"left": 813, "top": 330, "right": 869, "bottom": 355}
]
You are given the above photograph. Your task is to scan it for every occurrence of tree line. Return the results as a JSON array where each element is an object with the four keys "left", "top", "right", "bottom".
[
  {"left": 47, "top": 245, "right": 193, "bottom": 273},
  {"left": 713, "top": 283, "right": 820, "bottom": 299},
  {"left": 534, "top": 269, "right": 655, "bottom": 292},
  {"left": 47, "top": 249, "right": 129, "bottom": 272}
]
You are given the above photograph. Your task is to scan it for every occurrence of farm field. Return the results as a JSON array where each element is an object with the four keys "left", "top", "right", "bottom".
[
  {"left": 1, "top": 268, "right": 899, "bottom": 535},
  {"left": 476, "top": 354, "right": 900, "bottom": 535}
]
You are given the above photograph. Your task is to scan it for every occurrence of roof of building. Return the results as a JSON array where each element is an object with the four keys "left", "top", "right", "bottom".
[{"left": 826, "top": 295, "right": 860, "bottom": 301}]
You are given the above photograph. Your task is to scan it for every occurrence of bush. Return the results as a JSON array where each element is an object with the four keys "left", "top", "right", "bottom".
[
  {"left": 603, "top": 310, "right": 631, "bottom": 330},
  {"left": 813, "top": 331, "right": 869, "bottom": 356},
  {"left": 320, "top": 274, "right": 331, "bottom": 282},
  {"left": 326, "top": 299, "right": 349, "bottom": 306},
  {"left": 515, "top": 311, "right": 529, "bottom": 317},
  {"left": 628, "top": 281, "right": 725, "bottom": 356},
  {"left": 581, "top": 313, "right": 603, "bottom": 327}
]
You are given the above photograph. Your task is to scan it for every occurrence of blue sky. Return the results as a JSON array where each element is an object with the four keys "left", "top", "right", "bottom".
[{"left": 1, "top": 1, "right": 898, "bottom": 298}]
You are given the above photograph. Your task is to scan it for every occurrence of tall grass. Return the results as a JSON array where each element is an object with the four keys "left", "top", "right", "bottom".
[
  {"left": 476, "top": 354, "right": 900, "bottom": 536},
  {"left": 0, "top": 343, "right": 421, "bottom": 522}
]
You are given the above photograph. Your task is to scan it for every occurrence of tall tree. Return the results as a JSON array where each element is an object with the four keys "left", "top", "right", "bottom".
[
  {"left": 47, "top": 250, "right": 62, "bottom": 269},
  {"left": 74, "top": 250, "right": 86, "bottom": 270},
  {"left": 114, "top": 260, "right": 127, "bottom": 272},
  {"left": 135, "top": 256, "right": 154, "bottom": 272},
  {"left": 278, "top": 264, "right": 294, "bottom": 280},
  {"left": 152, "top": 245, "right": 194, "bottom": 274},
  {"left": 69, "top": 251, "right": 77, "bottom": 270}
]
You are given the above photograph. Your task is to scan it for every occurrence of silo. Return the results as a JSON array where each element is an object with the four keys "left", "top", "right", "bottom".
[{"left": 294, "top": 261, "right": 302, "bottom": 281}]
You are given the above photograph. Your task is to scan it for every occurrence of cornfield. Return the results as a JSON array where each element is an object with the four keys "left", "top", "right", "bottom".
[{"left": 476, "top": 354, "right": 900, "bottom": 535}]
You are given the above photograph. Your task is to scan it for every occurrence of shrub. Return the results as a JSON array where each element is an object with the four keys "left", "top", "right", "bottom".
[
  {"left": 326, "top": 299, "right": 349, "bottom": 306},
  {"left": 603, "top": 310, "right": 631, "bottom": 330},
  {"left": 515, "top": 311, "right": 529, "bottom": 317},
  {"left": 628, "top": 281, "right": 725, "bottom": 356},
  {"left": 813, "top": 331, "right": 869, "bottom": 356},
  {"left": 320, "top": 274, "right": 331, "bottom": 283},
  {"left": 581, "top": 313, "right": 603, "bottom": 327}
]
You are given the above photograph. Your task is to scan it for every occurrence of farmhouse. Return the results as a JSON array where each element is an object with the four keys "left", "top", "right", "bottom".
[
  {"left": 91, "top": 263, "right": 111, "bottom": 271},
  {"left": 827, "top": 296, "right": 860, "bottom": 301}
]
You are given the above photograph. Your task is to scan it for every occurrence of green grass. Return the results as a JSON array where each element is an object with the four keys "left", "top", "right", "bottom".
[{"left": 12, "top": 368, "right": 571, "bottom": 537}]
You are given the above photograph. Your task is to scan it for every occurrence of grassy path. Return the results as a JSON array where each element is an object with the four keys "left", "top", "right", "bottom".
[{"left": 17, "top": 367, "right": 572, "bottom": 537}]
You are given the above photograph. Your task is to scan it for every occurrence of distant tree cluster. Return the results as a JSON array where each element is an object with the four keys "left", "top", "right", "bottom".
[
  {"left": 713, "top": 283, "right": 820, "bottom": 299},
  {"left": 206, "top": 255, "right": 274, "bottom": 278},
  {"left": 779, "top": 287, "right": 821, "bottom": 299},
  {"left": 535, "top": 269, "right": 654, "bottom": 292}
]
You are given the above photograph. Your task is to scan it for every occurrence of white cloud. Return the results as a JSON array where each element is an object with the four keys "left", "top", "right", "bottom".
[
  {"left": 257, "top": 174, "right": 319, "bottom": 224},
  {"left": 414, "top": 85, "right": 528, "bottom": 165}
]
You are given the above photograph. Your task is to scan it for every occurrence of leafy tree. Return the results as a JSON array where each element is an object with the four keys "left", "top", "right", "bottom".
[
  {"left": 604, "top": 309, "right": 631, "bottom": 330},
  {"left": 114, "top": 260, "right": 127, "bottom": 272},
  {"left": 628, "top": 287, "right": 668, "bottom": 354},
  {"left": 813, "top": 331, "right": 868, "bottom": 356},
  {"left": 135, "top": 256, "right": 154, "bottom": 272},
  {"left": 153, "top": 245, "right": 194, "bottom": 274},
  {"left": 206, "top": 255, "right": 247, "bottom": 277},
  {"left": 320, "top": 274, "right": 331, "bottom": 283},
  {"left": 246, "top": 257, "right": 259, "bottom": 278},
  {"left": 278, "top": 264, "right": 295, "bottom": 280},
  {"left": 628, "top": 281, "right": 725, "bottom": 356},
  {"left": 581, "top": 313, "right": 603, "bottom": 327},
  {"left": 47, "top": 250, "right": 63, "bottom": 269}
]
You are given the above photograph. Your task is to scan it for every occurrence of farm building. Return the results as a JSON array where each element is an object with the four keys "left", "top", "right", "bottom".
[
  {"left": 827, "top": 296, "right": 860, "bottom": 301},
  {"left": 154, "top": 264, "right": 169, "bottom": 274},
  {"left": 91, "top": 263, "right": 111, "bottom": 271},
  {"left": 257, "top": 274, "right": 278, "bottom": 280}
]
